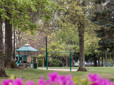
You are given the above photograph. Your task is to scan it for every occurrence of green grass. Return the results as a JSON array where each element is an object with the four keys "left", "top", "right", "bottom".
[{"left": 0, "top": 67, "right": 114, "bottom": 84}]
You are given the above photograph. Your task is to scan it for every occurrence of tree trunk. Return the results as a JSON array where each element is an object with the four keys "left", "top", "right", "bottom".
[
  {"left": 98, "top": 56, "right": 100, "bottom": 66},
  {"left": 77, "top": 0, "right": 87, "bottom": 71},
  {"left": 66, "top": 56, "right": 68, "bottom": 67},
  {"left": 72, "top": 57, "right": 74, "bottom": 67},
  {"left": 77, "top": 22, "right": 87, "bottom": 71},
  {"left": 94, "top": 58, "right": 97, "bottom": 67},
  {"left": 0, "top": 14, "right": 8, "bottom": 77},
  {"left": 105, "top": 49, "right": 107, "bottom": 63},
  {"left": 5, "top": 12, "right": 12, "bottom": 68},
  {"left": 43, "top": 57, "right": 44, "bottom": 67}
]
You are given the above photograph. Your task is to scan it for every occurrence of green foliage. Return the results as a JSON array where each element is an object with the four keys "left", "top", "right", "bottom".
[
  {"left": 84, "top": 27, "right": 100, "bottom": 56},
  {"left": 0, "top": 0, "right": 61, "bottom": 33},
  {"left": 38, "top": 59, "right": 43, "bottom": 66},
  {"left": 55, "top": 27, "right": 79, "bottom": 45},
  {"left": 41, "top": 41, "right": 64, "bottom": 57},
  {"left": 3, "top": 52, "right": 5, "bottom": 58},
  {"left": 92, "top": 1, "right": 114, "bottom": 52},
  {"left": 49, "top": 59, "right": 62, "bottom": 67},
  {"left": 73, "top": 77, "right": 91, "bottom": 85},
  {"left": 37, "top": 54, "right": 44, "bottom": 58},
  {"left": 95, "top": 0, "right": 106, "bottom": 4}
]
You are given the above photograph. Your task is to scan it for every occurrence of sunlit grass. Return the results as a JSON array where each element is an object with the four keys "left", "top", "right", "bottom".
[{"left": 0, "top": 67, "right": 114, "bottom": 84}]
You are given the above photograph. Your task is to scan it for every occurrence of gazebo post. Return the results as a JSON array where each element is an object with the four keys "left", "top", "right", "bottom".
[
  {"left": 36, "top": 51, "right": 38, "bottom": 68},
  {"left": 29, "top": 51, "right": 30, "bottom": 68}
]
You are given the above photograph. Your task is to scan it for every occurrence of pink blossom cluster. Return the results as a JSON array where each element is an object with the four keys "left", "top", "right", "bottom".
[
  {"left": 1, "top": 72, "right": 114, "bottom": 85},
  {"left": 2, "top": 72, "right": 74, "bottom": 85},
  {"left": 38, "top": 72, "right": 74, "bottom": 85},
  {"left": 88, "top": 73, "right": 114, "bottom": 85}
]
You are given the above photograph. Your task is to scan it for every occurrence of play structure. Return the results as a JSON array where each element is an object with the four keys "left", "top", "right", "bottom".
[
  {"left": 16, "top": 55, "right": 22, "bottom": 66},
  {"left": 16, "top": 44, "right": 38, "bottom": 68}
]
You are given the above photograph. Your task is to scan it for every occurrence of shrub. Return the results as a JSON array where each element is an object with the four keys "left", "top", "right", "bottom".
[
  {"left": 49, "top": 59, "right": 62, "bottom": 67},
  {"left": 38, "top": 59, "right": 43, "bottom": 66},
  {"left": 9, "top": 61, "right": 18, "bottom": 68},
  {"left": 5, "top": 61, "right": 17, "bottom": 68}
]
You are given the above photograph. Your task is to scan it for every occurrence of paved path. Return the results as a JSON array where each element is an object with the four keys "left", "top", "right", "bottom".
[{"left": 37, "top": 68, "right": 77, "bottom": 71}]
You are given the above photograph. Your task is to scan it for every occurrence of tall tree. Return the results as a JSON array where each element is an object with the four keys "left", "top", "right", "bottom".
[
  {"left": 0, "top": 13, "right": 7, "bottom": 77},
  {"left": 92, "top": 0, "right": 114, "bottom": 62},
  {"left": 3, "top": 0, "right": 35, "bottom": 68},
  {"left": 2, "top": 0, "right": 60, "bottom": 68},
  {"left": 5, "top": 7, "right": 12, "bottom": 67},
  {"left": 56, "top": 0, "right": 89, "bottom": 71},
  {"left": 0, "top": 1, "right": 61, "bottom": 77}
]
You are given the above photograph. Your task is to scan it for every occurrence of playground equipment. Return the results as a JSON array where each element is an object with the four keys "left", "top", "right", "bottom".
[
  {"left": 16, "top": 55, "right": 22, "bottom": 66},
  {"left": 46, "top": 51, "right": 72, "bottom": 71},
  {"left": 16, "top": 61, "right": 22, "bottom": 66},
  {"left": 16, "top": 44, "right": 38, "bottom": 68}
]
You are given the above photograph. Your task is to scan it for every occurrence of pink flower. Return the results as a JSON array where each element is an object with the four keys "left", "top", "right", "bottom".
[
  {"left": 1, "top": 78, "right": 23, "bottom": 85},
  {"left": 2, "top": 79, "right": 13, "bottom": 85},
  {"left": 88, "top": 73, "right": 114, "bottom": 85},
  {"left": 37, "top": 72, "right": 74, "bottom": 85},
  {"left": 47, "top": 72, "right": 60, "bottom": 84},
  {"left": 37, "top": 77, "right": 45, "bottom": 85},
  {"left": 88, "top": 73, "right": 101, "bottom": 83},
  {"left": 26, "top": 80, "right": 34, "bottom": 85},
  {"left": 14, "top": 78, "right": 23, "bottom": 85},
  {"left": 2, "top": 72, "right": 113, "bottom": 85},
  {"left": 100, "top": 79, "right": 112, "bottom": 85}
]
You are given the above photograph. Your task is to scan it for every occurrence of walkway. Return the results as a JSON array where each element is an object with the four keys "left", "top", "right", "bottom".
[{"left": 37, "top": 68, "right": 77, "bottom": 71}]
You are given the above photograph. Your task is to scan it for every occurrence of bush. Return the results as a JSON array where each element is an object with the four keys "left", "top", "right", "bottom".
[
  {"left": 9, "top": 61, "right": 17, "bottom": 68},
  {"left": 49, "top": 59, "right": 62, "bottom": 67},
  {"left": 38, "top": 59, "right": 43, "bottom": 66}
]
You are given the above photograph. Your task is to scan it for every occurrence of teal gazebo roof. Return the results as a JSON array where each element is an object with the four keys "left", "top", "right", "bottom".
[{"left": 16, "top": 44, "right": 38, "bottom": 52}]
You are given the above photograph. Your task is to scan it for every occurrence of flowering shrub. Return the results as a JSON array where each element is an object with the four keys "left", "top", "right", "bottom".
[
  {"left": 88, "top": 73, "right": 114, "bottom": 85},
  {"left": 1, "top": 72, "right": 114, "bottom": 85}
]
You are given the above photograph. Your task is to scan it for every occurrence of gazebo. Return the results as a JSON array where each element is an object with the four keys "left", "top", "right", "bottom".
[{"left": 16, "top": 44, "right": 38, "bottom": 68}]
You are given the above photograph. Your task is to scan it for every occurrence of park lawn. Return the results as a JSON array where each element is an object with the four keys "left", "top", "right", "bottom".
[{"left": 0, "top": 67, "right": 114, "bottom": 84}]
